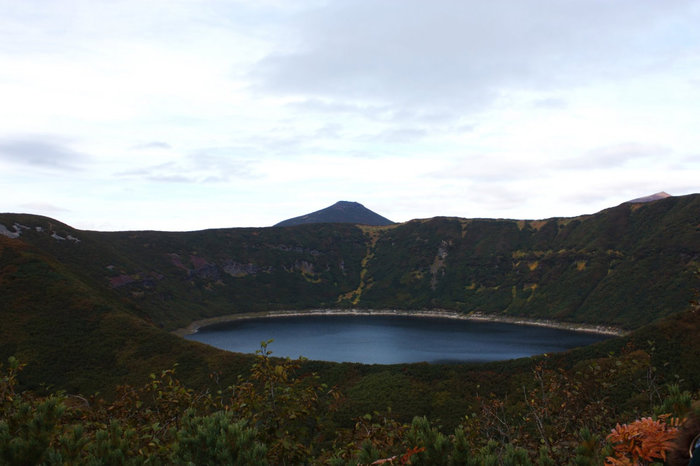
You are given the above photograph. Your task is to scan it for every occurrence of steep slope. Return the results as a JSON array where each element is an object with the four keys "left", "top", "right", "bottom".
[
  {"left": 354, "top": 195, "right": 700, "bottom": 326},
  {"left": 0, "top": 216, "right": 372, "bottom": 330},
  {"left": 0, "top": 233, "right": 252, "bottom": 394},
  {"left": 1, "top": 193, "right": 698, "bottom": 335},
  {"left": 274, "top": 201, "right": 394, "bottom": 227}
]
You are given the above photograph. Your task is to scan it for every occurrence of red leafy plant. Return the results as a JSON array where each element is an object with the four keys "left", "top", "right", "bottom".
[{"left": 606, "top": 414, "right": 681, "bottom": 465}]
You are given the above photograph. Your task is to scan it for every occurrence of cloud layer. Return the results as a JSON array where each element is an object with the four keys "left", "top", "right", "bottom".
[{"left": 0, "top": 137, "right": 87, "bottom": 170}]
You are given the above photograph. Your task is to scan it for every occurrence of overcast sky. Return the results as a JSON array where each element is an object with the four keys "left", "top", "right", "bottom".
[{"left": 1, "top": 0, "right": 699, "bottom": 231}]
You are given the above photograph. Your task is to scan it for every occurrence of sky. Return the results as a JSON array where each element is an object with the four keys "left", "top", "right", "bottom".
[{"left": 1, "top": 0, "right": 699, "bottom": 231}]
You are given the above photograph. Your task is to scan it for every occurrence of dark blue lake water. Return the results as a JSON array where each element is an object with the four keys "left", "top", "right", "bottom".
[{"left": 185, "top": 314, "right": 611, "bottom": 364}]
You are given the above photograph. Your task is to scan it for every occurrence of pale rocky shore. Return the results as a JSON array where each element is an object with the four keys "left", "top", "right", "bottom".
[{"left": 172, "top": 309, "right": 627, "bottom": 338}]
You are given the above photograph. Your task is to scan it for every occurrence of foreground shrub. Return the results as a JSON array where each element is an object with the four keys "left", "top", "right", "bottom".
[
  {"left": 173, "top": 410, "right": 267, "bottom": 465},
  {"left": 1, "top": 346, "right": 698, "bottom": 464},
  {"left": 606, "top": 415, "right": 680, "bottom": 465}
]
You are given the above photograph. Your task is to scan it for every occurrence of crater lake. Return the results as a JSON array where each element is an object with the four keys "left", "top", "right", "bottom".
[{"left": 184, "top": 314, "right": 611, "bottom": 364}]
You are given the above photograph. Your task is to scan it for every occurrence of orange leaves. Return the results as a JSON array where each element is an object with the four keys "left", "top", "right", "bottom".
[
  {"left": 606, "top": 414, "right": 681, "bottom": 465},
  {"left": 371, "top": 446, "right": 426, "bottom": 465}
]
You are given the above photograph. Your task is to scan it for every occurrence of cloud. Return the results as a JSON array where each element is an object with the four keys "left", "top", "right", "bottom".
[
  {"left": 287, "top": 98, "right": 395, "bottom": 122},
  {"left": 147, "top": 174, "right": 195, "bottom": 183},
  {"left": 426, "top": 153, "right": 545, "bottom": 183},
  {"left": 0, "top": 1, "right": 697, "bottom": 231},
  {"left": 560, "top": 143, "right": 673, "bottom": 169},
  {"left": 0, "top": 136, "right": 88, "bottom": 170},
  {"left": 252, "top": 0, "right": 699, "bottom": 123},
  {"left": 557, "top": 178, "right": 674, "bottom": 207},
  {"left": 116, "top": 149, "right": 258, "bottom": 184},
  {"left": 364, "top": 128, "right": 428, "bottom": 144},
  {"left": 187, "top": 150, "right": 258, "bottom": 179},
  {"left": 533, "top": 98, "right": 568, "bottom": 110},
  {"left": 18, "top": 202, "right": 70, "bottom": 214},
  {"left": 130, "top": 141, "right": 172, "bottom": 150}
]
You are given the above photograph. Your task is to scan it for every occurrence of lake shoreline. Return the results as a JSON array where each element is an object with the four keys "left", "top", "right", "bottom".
[{"left": 172, "top": 309, "right": 627, "bottom": 338}]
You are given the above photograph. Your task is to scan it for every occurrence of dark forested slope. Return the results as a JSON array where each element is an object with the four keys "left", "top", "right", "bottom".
[
  {"left": 0, "top": 233, "right": 253, "bottom": 394},
  {"left": 1, "top": 193, "right": 698, "bottom": 333},
  {"left": 354, "top": 195, "right": 699, "bottom": 326}
]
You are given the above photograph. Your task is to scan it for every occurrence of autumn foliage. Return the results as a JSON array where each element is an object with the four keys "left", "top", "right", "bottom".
[{"left": 606, "top": 415, "right": 680, "bottom": 465}]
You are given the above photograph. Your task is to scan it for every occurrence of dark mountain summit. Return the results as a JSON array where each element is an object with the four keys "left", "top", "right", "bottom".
[{"left": 274, "top": 201, "right": 394, "bottom": 227}]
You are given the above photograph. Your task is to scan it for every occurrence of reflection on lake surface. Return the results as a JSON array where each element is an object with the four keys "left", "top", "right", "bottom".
[{"left": 185, "top": 314, "right": 610, "bottom": 364}]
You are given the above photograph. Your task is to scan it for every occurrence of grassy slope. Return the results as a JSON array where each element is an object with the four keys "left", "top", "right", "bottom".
[
  {"left": 0, "top": 234, "right": 253, "bottom": 395},
  {"left": 356, "top": 194, "right": 700, "bottom": 327},
  {"left": 3, "top": 195, "right": 698, "bottom": 333}
]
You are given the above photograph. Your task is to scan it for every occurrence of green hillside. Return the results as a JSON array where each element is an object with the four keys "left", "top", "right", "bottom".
[
  {"left": 353, "top": 195, "right": 700, "bottom": 327},
  {"left": 0, "top": 232, "right": 254, "bottom": 395},
  {"left": 2, "top": 194, "right": 698, "bottom": 333}
]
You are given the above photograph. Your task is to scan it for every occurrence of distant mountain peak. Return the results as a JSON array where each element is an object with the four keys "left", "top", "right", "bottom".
[
  {"left": 626, "top": 192, "right": 672, "bottom": 204},
  {"left": 331, "top": 201, "right": 362, "bottom": 209},
  {"left": 274, "top": 201, "right": 394, "bottom": 227}
]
